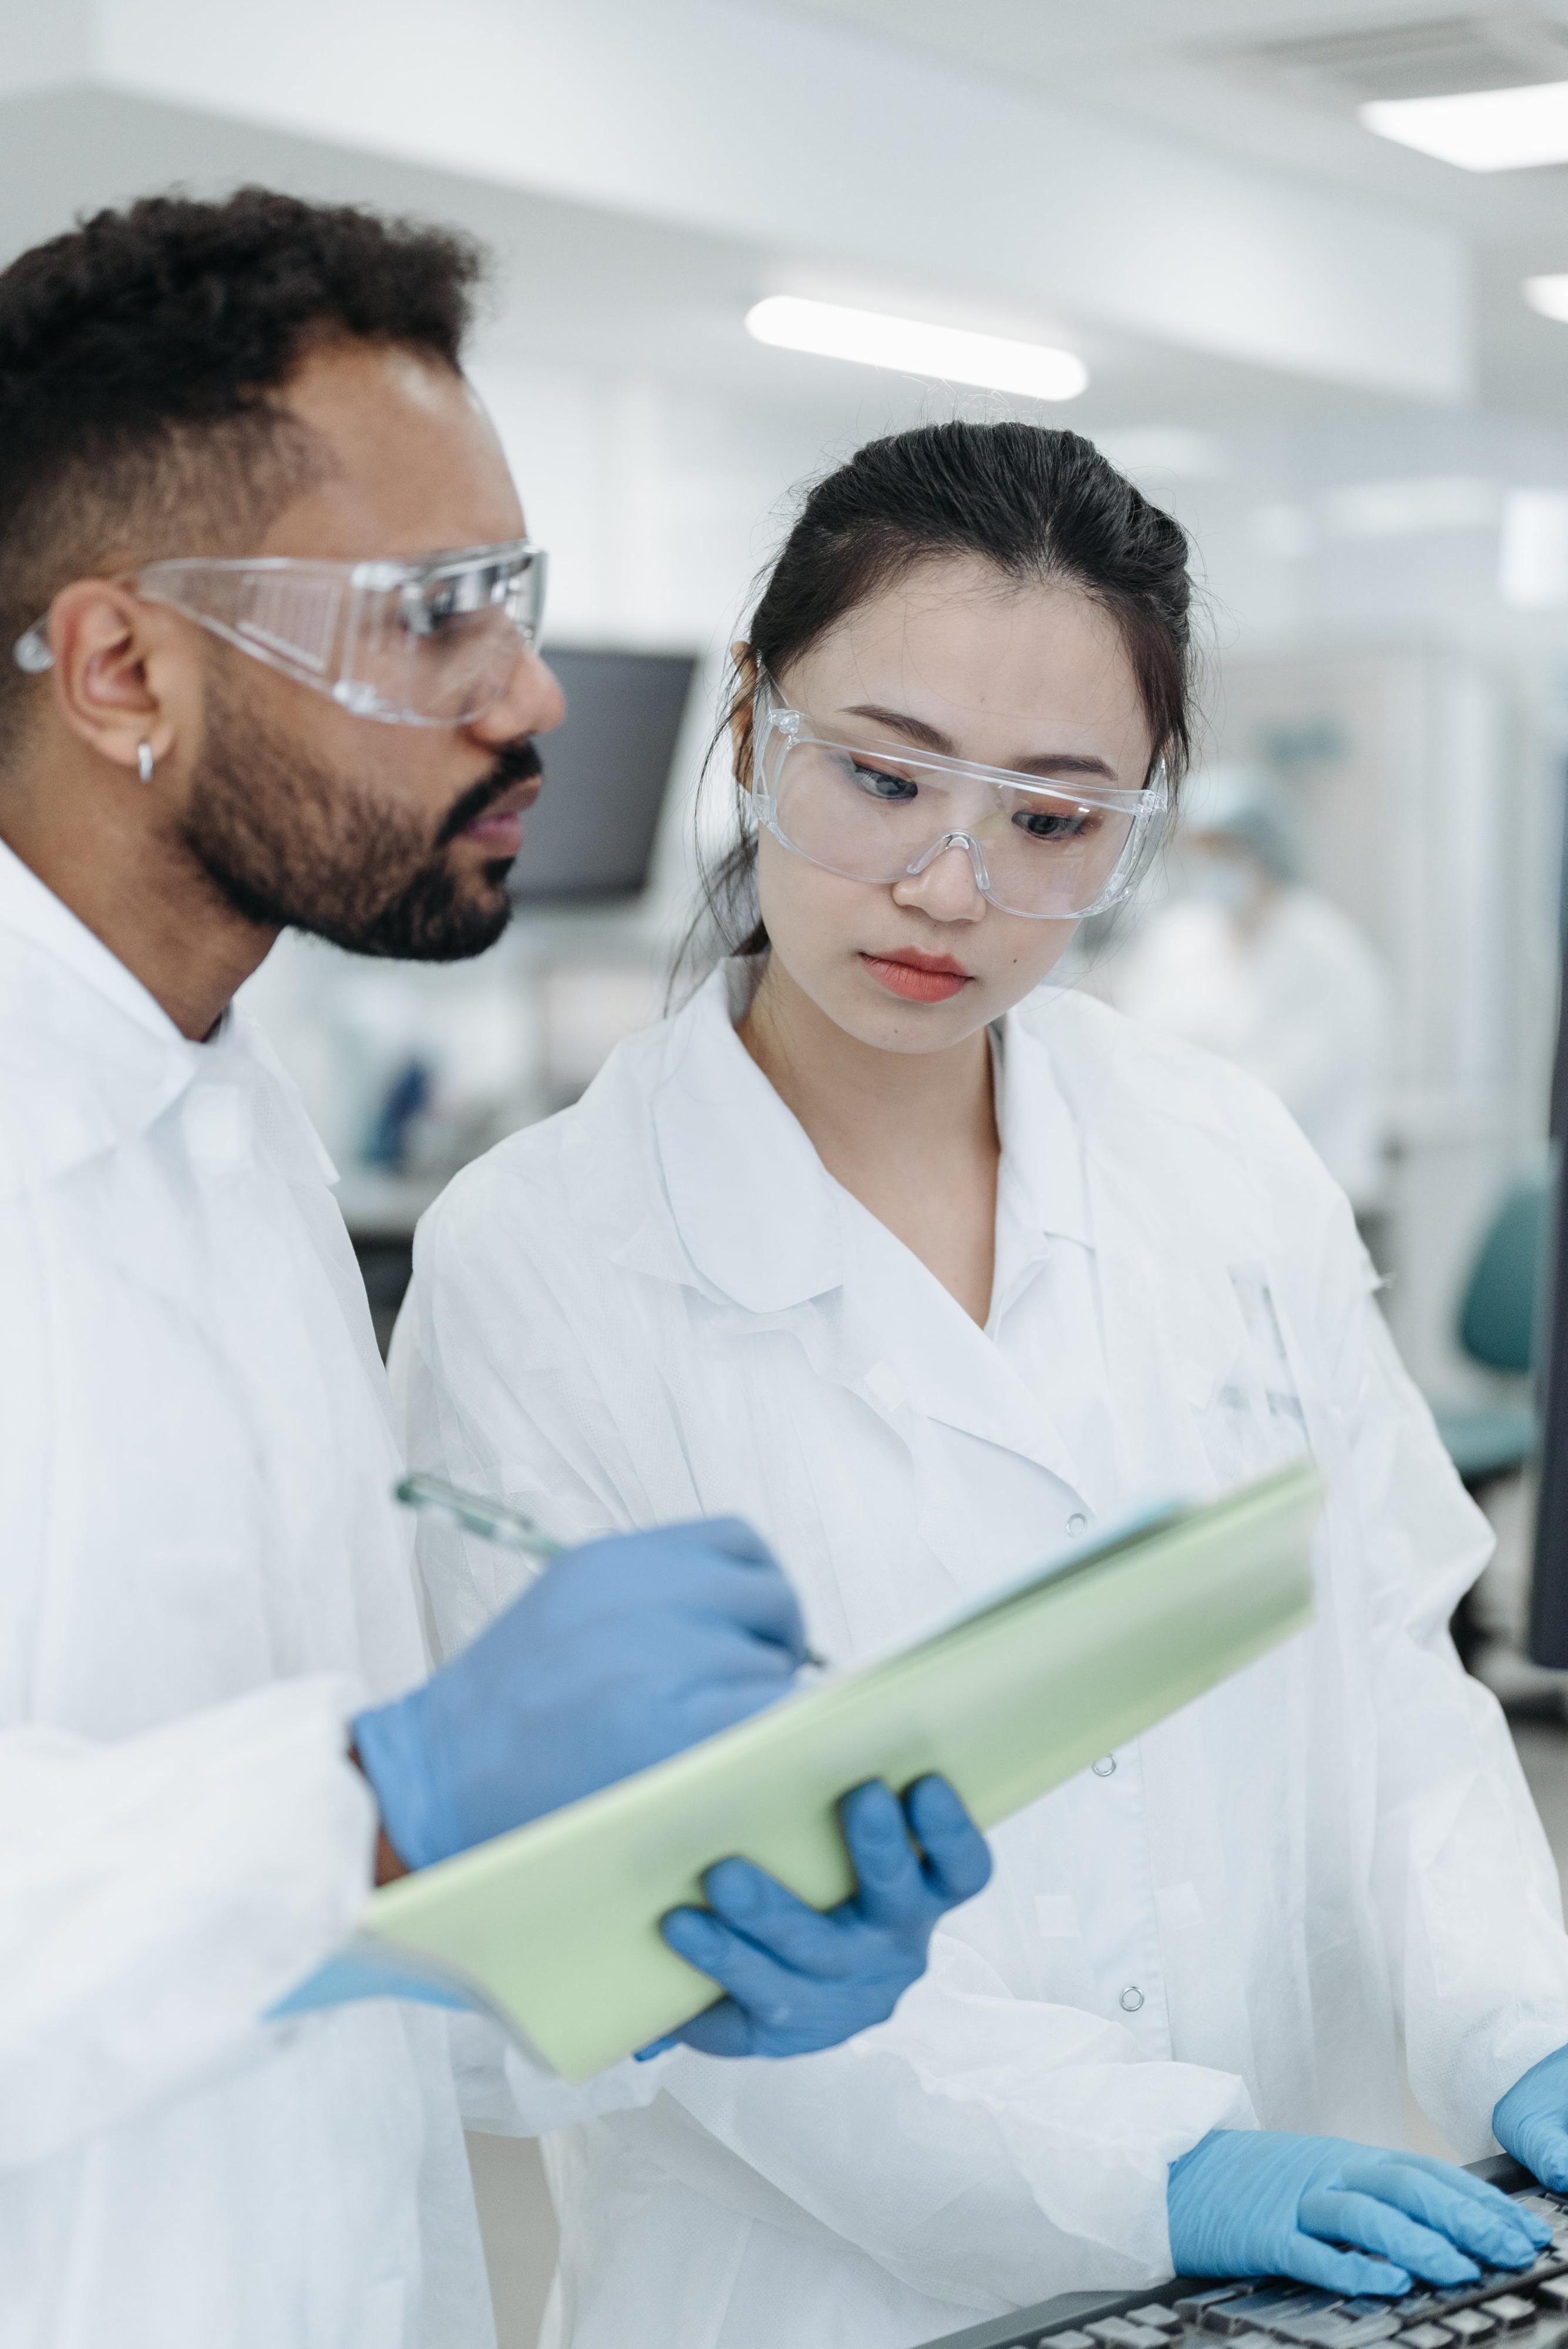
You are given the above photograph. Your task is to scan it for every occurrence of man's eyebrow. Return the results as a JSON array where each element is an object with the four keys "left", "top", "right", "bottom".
[{"left": 841, "top": 704, "right": 1119, "bottom": 780}]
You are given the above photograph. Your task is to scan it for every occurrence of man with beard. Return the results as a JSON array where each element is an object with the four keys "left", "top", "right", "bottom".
[{"left": 0, "top": 190, "right": 991, "bottom": 2348}]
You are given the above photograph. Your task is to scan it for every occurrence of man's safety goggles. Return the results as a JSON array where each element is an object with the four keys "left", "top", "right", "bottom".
[
  {"left": 750, "top": 676, "right": 1169, "bottom": 921},
  {"left": 12, "top": 538, "right": 549, "bottom": 729}
]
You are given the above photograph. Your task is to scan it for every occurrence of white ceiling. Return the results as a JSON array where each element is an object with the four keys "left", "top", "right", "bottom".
[
  {"left": 769, "top": 0, "right": 1568, "bottom": 422},
  {"left": 6, "top": 1, "right": 1568, "bottom": 441}
]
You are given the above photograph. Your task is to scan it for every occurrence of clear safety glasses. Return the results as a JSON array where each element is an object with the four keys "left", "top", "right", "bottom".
[
  {"left": 11, "top": 538, "right": 549, "bottom": 728},
  {"left": 750, "top": 677, "right": 1169, "bottom": 921}
]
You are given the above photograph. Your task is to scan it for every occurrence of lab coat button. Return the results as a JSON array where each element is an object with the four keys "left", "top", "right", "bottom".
[
  {"left": 1119, "top": 1984, "right": 1145, "bottom": 2013},
  {"left": 1067, "top": 1512, "right": 1089, "bottom": 1536},
  {"left": 1092, "top": 1754, "right": 1118, "bottom": 1778}
]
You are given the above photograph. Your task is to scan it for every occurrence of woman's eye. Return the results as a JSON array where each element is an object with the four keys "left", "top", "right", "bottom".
[
  {"left": 1012, "top": 806, "right": 1095, "bottom": 843},
  {"left": 849, "top": 760, "right": 919, "bottom": 803}
]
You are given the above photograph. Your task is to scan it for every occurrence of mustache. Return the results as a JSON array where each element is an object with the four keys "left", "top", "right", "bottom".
[{"left": 435, "top": 738, "right": 544, "bottom": 846}]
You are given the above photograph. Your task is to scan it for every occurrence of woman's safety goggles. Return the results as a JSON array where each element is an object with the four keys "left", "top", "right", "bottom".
[
  {"left": 750, "top": 677, "right": 1169, "bottom": 921},
  {"left": 11, "top": 539, "right": 548, "bottom": 729}
]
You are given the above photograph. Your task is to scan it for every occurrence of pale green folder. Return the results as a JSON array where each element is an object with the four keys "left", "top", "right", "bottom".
[{"left": 362, "top": 1460, "right": 1319, "bottom": 2081}]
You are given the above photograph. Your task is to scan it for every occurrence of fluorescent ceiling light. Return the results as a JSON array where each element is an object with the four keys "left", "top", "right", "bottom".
[
  {"left": 1361, "top": 80, "right": 1568, "bottom": 171},
  {"left": 745, "top": 296, "right": 1088, "bottom": 401},
  {"left": 1525, "top": 272, "right": 1568, "bottom": 323}
]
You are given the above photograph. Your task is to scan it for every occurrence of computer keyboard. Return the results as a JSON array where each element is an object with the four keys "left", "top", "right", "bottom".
[{"left": 917, "top": 2162, "right": 1568, "bottom": 2349}]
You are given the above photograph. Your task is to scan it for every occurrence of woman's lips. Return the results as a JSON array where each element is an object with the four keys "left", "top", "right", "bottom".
[{"left": 859, "top": 951, "right": 972, "bottom": 1004}]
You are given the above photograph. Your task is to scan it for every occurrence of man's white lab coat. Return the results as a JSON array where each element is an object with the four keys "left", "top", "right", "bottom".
[
  {"left": 0, "top": 842, "right": 639, "bottom": 2349},
  {"left": 395, "top": 960, "right": 1568, "bottom": 2349}
]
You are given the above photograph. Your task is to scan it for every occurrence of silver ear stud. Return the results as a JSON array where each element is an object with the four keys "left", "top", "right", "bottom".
[{"left": 136, "top": 741, "right": 154, "bottom": 783}]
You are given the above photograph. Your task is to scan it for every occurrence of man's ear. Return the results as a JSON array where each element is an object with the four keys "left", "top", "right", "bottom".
[{"left": 43, "top": 580, "right": 190, "bottom": 781}]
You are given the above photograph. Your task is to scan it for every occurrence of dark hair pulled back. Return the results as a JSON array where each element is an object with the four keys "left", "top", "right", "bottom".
[{"left": 685, "top": 419, "right": 1198, "bottom": 973}]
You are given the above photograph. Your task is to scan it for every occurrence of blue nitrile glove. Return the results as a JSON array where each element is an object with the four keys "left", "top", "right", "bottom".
[
  {"left": 1167, "top": 2129, "right": 1549, "bottom": 2294},
  {"left": 353, "top": 1518, "right": 805, "bottom": 1871},
  {"left": 1495, "top": 2042, "right": 1568, "bottom": 2188},
  {"left": 642, "top": 1774, "right": 992, "bottom": 2058}
]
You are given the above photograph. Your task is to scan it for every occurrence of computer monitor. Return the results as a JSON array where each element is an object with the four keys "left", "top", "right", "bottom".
[
  {"left": 1529, "top": 979, "right": 1568, "bottom": 1663},
  {"left": 1527, "top": 775, "right": 1568, "bottom": 1663},
  {"left": 510, "top": 644, "right": 699, "bottom": 906}
]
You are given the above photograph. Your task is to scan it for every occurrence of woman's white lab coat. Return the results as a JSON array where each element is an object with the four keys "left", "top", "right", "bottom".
[{"left": 394, "top": 960, "right": 1568, "bottom": 2349}]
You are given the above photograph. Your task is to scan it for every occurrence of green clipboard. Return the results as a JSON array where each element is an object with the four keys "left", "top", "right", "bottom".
[{"left": 361, "top": 1460, "right": 1320, "bottom": 2081}]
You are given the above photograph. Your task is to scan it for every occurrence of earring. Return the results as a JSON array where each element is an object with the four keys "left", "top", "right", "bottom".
[{"left": 136, "top": 741, "right": 154, "bottom": 784}]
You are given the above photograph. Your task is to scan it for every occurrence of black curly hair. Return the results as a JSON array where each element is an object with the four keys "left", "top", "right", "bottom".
[
  {"left": 687, "top": 419, "right": 1198, "bottom": 971},
  {"left": 0, "top": 186, "right": 486, "bottom": 755}
]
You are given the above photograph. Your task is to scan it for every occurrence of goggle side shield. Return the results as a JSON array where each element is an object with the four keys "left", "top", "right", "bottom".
[{"left": 11, "top": 539, "right": 549, "bottom": 728}]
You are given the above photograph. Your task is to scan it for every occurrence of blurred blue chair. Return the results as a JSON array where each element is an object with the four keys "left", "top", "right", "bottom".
[{"left": 1429, "top": 1177, "right": 1550, "bottom": 1493}]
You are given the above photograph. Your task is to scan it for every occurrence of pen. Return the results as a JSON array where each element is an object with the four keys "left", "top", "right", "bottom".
[
  {"left": 395, "top": 1472, "right": 829, "bottom": 1668},
  {"left": 396, "top": 1471, "right": 563, "bottom": 1573}
]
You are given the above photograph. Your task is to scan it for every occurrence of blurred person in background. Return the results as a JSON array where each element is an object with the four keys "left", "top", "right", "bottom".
[{"left": 1103, "top": 768, "right": 1392, "bottom": 1217}]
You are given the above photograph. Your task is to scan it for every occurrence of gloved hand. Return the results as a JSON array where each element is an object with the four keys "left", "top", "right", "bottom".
[
  {"left": 354, "top": 1518, "right": 805, "bottom": 1870},
  {"left": 646, "top": 1774, "right": 992, "bottom": 2058},
  {"left": 1495, "top": 2042, "right": 1568, "bottom": 2189},
  {"left": 1167, "top": 2129, "right": 1548, "bottom": 2294}
]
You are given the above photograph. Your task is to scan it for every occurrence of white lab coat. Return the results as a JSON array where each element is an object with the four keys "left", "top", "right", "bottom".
[
  {"left": 0, "top": 843, "right": 645, "bottom": 2349},
  {"left": 395, "top": 958, "right": 1568, "bottom": 2349}
]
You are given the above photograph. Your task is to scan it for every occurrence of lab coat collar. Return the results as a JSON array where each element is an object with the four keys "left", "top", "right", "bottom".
[
  {"left": 631, "top": 961, "right": 844, "bottom": 1313},
  {"left": 990, "top": 1014, "right": 1093, "bottom": 1285},
  {"left": 0, "top": 839, "right": 332, "bottom": 1197},
  {"left": 633, "top": 962, "right": 1098, "bottom": 1318},
  {"left": 620, "top": 963, "right": 1103, "bottom": 1496}
]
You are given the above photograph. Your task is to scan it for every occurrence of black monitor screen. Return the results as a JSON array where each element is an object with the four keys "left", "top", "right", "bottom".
[
  {"left": 1529, "top": 766, "right": 1568, "bottom": 1662},
  {"left": 510, "top": 645, "right": 698, "bottom": 906}
]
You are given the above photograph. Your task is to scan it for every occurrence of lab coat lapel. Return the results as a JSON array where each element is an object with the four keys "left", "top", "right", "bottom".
[
  {"left": 0, "top": 844, "right": 335, "bottom": 1203},
  {"left": 612, "top": 965, "right": 843, "bottom": 1313},
  {"left": 837, "top": 1216, "right": 1089, "bottom": 1492},
  {"left": 1083, "top": 1139, "right": 1235, "bottom": 1507},
  {"left": 620, "top": 975, "right": 1093, "bottom": 1497},
  {"left": 1043, "top": 1004, "right": 1256, "bottom": 1509},
  {"left": 0, "top": 927, "right": 196, "bottom": 1197}
]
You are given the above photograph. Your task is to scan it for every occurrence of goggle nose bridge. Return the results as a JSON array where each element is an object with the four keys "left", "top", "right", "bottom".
[{"left": 901, "top": 829, "right": 994, "bottom": 896}]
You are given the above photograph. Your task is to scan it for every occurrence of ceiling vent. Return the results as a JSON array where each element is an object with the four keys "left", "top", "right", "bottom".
[{"left": 1214, "top": 12, "right": 1568, "bottom": 105}]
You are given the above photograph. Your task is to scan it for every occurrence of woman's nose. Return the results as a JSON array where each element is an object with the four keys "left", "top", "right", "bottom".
[{"left": 890, "top": 837, "right": 988, "bottom": 923}]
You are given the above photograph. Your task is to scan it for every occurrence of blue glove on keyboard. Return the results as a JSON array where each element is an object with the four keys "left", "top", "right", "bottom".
[
  {"left": 1167, "top": 2129, "right": 1548, "bottom": 2294},
  {"left": 354, "top": 1517, "right": 805, "bottom": 1869},
  {"left": 1495, "top": 2043, "right": 1568, "bottom": 2190},
  {"left": 648, "top": 1774, "right": 992, "bottom": 2058}
]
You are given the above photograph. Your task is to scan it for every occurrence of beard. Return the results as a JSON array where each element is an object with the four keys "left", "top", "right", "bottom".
[{"left": 179, "top": 667, "right": 541, "bottom": 961}]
